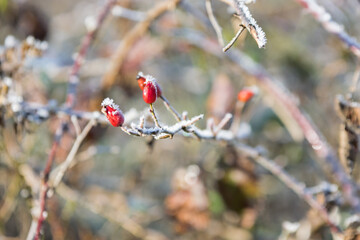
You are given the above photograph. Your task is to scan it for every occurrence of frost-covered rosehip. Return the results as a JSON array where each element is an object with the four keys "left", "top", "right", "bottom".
[
  {"left": 136, "top": 72, "right": 146, "bottom": 91},
  {"left": 101, "top": 98, "right": 124, "bottom": 127},
  {"left": 237, "top": 87, "right": 257, "bottom": 102},
  {"left": 137, "top": 72, "right": 162, "bottom": 97},
  {"left": 143, "top": 79, "right": 158, "bottom": 104}
]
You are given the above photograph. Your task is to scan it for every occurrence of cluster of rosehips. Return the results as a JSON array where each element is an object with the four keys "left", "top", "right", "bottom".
[
  {"left": 136, "top": 72, "right": 162, "bottom": 104},
  {"left": 101, "top": 72, "right": 256, "bottom": 127},
  {"left": 101, "top": 72, "right": 162, "bottom": 127}
]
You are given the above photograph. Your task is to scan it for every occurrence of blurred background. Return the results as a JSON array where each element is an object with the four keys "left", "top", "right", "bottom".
[{"left": 0, "top": 0, "right": 360, "bottom": 239}]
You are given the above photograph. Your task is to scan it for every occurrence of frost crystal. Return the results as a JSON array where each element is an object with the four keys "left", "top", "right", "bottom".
[
  {"left": 84, "top": 16, "right": 97, "bottom": 32},
  {"left": 101, "top": 97, "right": 120, "bottom": 111},
  {"left": 26, "top": 36, "right": 35, "bottom": 46},
  {"left": 137, "top": 71, "right": 145, "bottom": 78},
  {"left": 4, "top": 35, "right": 17, "bottom": 48},
  {"left": 234, "top": 0, "right": 267, "bottom": 48},
  {"left": 144, "top": 74, "right": 156, "bottom": 83}
]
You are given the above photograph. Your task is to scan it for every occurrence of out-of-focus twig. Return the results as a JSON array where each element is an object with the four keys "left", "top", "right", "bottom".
[
  {"left": 50, "top": 119, "right": 97, "bottom": 188},
  {"left": 30, "top": 123, "right": 66, "bottom": 240},
  {"left": 295, "top": 0, "right": 360, "bottom": 58},
  {"left": 160, "top": 95, "right": 182, "bottom": 121},
  {"left": 235, "top": 143, "right": 343, "bottom": 235},
  {"left": 102, "top": 0, "right": 182, "bottom": 89},
  {"left": 205, "top": 0, "right": 225, "bottom": 47},
  {"left": 19, "top": 164, "right": 166, "bottom": 240},
  {"left": 111, "top": 5, "right": 146, "bottom": 21},
  {"left": 31, "top": 1, "right": 116, "bottom": 239},
  {"left": 170, "top": 26, "right": 360, "bottom": 213}
]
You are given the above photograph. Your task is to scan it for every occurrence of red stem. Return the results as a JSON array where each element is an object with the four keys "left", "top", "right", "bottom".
[{"left": 33, "top": 1, "right": 116, "bottom": 239}]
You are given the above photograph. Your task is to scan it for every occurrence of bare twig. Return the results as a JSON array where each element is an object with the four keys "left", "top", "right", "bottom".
[
  {"left": 223, "top": 25, "right": 245, "bottom": 52},
  {"left": 31, "top": 123, "right": 66, "bottom": 240},
  {"left": 120, "top": 114, "right": 203, "bottom": 139},
  {"left": 295, "top": 0, "right": 360, "bottom": 58},
  {"left": 213, "top": 113, "right": 232, "bottom": 135},
  {"left": 170, "top": 26, "right": 360, "bottom": 212},
  {"left": 232, "top": 0, "right": 267, "bottom": 48},
  {"left": 111, "top": 5, "right": 146, "bottom": 21},
  {"left": 31, "top": 1, "right": 116, "bottom": 239},
  {"left": 102, "top": 0, "right": 182, "bottom": 89},
  {"left": 230, "top": 101, "right": 245, "bottom": 133},
  {"left": 149, "top": 103, "right": 161, "bottom": 128},
  {"left": 71, "top": 115, "right": 81, "bottom": 137},
  {"left": 160, "top": 95, "right": 182, "bottom": 121},
  {"left": 235, "top": 143, "right": 343, "bottom": 235},
  {"left": 50, "top": 119, "right": 97, "bottom": 188},
  {"left": 205, "top": 0, "right": 225, "bottom": 47},
  {"left": 19, "top": 164, "right": 166, "bottom": 240}
]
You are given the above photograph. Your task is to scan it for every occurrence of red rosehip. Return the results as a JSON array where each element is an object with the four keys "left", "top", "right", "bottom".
[
  {"left": 237, "top": 88, "right": 256, "bottom": 102},
  {"left": 137, "top": 72, "right": 162, "bottom": 97},
  {"left": 101, "top": 98, "right": 124, "bottom": 127},
  {"left": 143, "top": 80, "right": 157, "bottom": 104},
  {"left": 136, "top": 72, "right": 146, "bottom": 91}
]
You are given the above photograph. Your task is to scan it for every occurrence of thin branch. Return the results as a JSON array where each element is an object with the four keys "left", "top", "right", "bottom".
[
  {"left": 169, "top": 26, "right": 360, "bottom": 212},
  {"left": 295, "top": 0, "right": 360, "bottom": 58},
  {"left": 120, "top": 114, "right": 204, "bottom": 139},
  {"left": 31, "top": 1, "right": 116, "bottom": 239},
  {"left": 19, "top": 164, "right": 165, "bottom": 240},
  {"left": 232, "top": 0, "right": 267, "bottom": 48},
  {"left": 234, "top": 143, "right": 343, "bottom": 235},
  {"left": 111, "top": 5, "right": 146, "bottom": 21},
  {"left": 205, "top": 0, "right": 225, "bottom": 47},
  {"left": 102, "top": 0, "right": 182, "bottom": 90},
  {"left": 230, "top": 101, "right": 245, "bottom": 133},
  {"left": 8, "top": 99, "right": 147, "bottom": 126},
  {"left": 32, "top": 123, "right": 66, "bottom": 240},
  {"left": 50, "top": 119, "right": 97, "bottom": 188},
  {"left": 223, "top": 25, "right": 245, "bottom": 52},
  {"left": 71, "top": 115, "right": 81, "bottom": 137},
  {"left": 160, "top": 95, "right": 182, "bottom": 121},
  {"left": 67, "top": 0, "right": 116, "bottom": 109},
  {"left": 149, "top": 103, "right": 161, "bottom": 128},
  {"left": 213, "top": 113, "right": 232, "bottom": 135}
]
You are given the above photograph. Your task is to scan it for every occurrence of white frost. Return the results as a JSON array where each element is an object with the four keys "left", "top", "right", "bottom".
[{"left": 101, "top": 97, "right": 121, "bottom": 111}]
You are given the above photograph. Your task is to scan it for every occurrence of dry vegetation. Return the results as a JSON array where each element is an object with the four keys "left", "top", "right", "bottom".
[{"left": 1, "top": 0, "right": 360, "bottom": 239}]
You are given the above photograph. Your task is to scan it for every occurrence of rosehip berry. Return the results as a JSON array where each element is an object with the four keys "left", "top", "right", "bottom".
[
  {"left": 143, "top": 80, "right": 157, "bottom": 104},
  {"left": 237, "top": 87, "right": 256, "bottom": 102},
  {"left": 137, "top": 72, "right": 162, "bottom": 97},
  {"left": 101, "top": 98, "right": 124, "bottom": 127},
  {"left": 136, "top": 72, "right": 146, "bottom": 91}
]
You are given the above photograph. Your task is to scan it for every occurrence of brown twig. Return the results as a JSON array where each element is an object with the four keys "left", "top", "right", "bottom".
[
  {"left": 295, "top": 0, "right": 360, "bottom": 58},
  {"left": 205, "top": 0, "right": 225, "bottom": 47},
  {"left": 31, "top": 1, "right": 116, "bottom": 239},
  {"left": 101, "top": 0, "right": 182, "bottom": 89},
  {"left": 160, "top": 95, "right": 182, "bottom": 122},
  {"left": 149, "top": 103, "right": 161, "bottom": 128},
  {"left": 223, "top": 25, "right": 246, "bottom": 52},
  {"left": 66, "top": 0, "right": 116, "bottom": 109},
  {"left": 235, "top": 143, "right": 343, "bottom": 235},
  {"left": 19, "top": 164, "right": 166, "bottom": 240},
  {"left": 172, "top": 24, "right": 360, "bottom": 213},
  {"left": 33, "top": 123, "right": 66, "bottom": 240},
  {"left": 231, "top": 0, "right": 267, "bottom": 48},
  {"left": 50, "top": 119, "right": 97, "bottom": 188}
]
